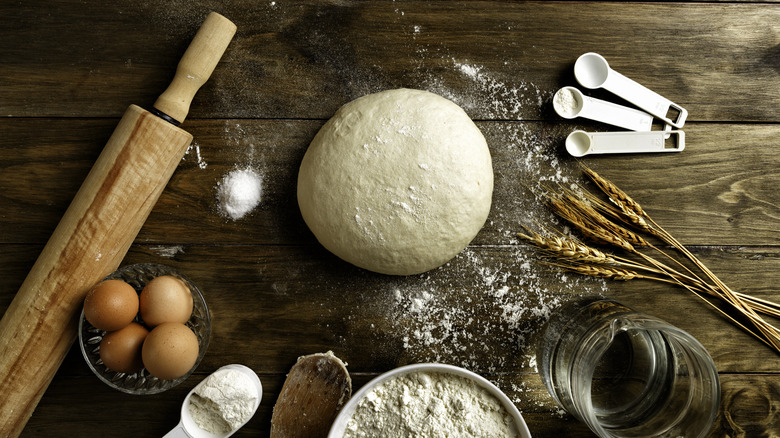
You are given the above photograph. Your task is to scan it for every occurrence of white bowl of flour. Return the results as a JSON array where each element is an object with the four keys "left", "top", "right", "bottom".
[{"left": 328, "top": 363, "right": 531, "bottom": 438}]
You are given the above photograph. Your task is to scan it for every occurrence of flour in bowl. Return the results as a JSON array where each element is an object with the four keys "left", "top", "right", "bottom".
[{"left": 343, "top": 371, "right": 518, "bottom": 437}]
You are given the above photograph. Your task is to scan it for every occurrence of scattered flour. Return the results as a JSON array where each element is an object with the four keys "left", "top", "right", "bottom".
[
  {"left": 188, "top": 368, "right": 258, "bottom": 434},
  {"left": 381, "top": 247, "right": 605, "bottom": 373},
  {"left": 150, "top": 245, "right": 185, "bottom": 258},
  {"left": 344, "top": 371, "right": 518, "bottom": 438},
  {"left": 184, "top": 141, "right": 208, "bottom": 169},
  {"left": 216, "top": 168, "right": 263, "bottom": 220},
  {"left": 444, "top": 58, "right": 548, "bottom": 119},
  {"left": 458, "top": 63, "right": 482, "bottom": 79}
]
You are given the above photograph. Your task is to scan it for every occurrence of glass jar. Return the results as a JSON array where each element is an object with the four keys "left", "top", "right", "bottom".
[{"left": 537, "top": 298, "right": 720, "bottom": 438}]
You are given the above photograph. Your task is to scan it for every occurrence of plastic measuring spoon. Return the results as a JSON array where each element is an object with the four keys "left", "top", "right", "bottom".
[
  {"left": 574, "top": 53, "right": 688, "bottom": 129},
  {"left": 164, "top": 364, "right": 263, "bottom": 438},
  {"left": 565, "top": 130, "right": 685, "bottom": 158},
  {"left": 553, "top": 86, "right": 653, "bottom": 131}
]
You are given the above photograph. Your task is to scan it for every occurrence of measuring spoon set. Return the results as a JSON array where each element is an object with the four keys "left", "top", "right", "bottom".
[{"left": 554, "top": 53, "right": 687, "bottom": 157}]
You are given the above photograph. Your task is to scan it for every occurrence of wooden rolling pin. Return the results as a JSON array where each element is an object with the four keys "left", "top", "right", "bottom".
[{"left": 0, "top": 12, "right": 236, "bottom": 437}]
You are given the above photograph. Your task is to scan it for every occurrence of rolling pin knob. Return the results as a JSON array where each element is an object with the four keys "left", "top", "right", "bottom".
[{"left": 153, "top": 12, "right": 237, "bottom": 124}]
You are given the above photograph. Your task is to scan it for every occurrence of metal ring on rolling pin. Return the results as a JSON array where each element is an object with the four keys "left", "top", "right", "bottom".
[{"left": 149, "top": 107, "right": 182, "bottom": 126}]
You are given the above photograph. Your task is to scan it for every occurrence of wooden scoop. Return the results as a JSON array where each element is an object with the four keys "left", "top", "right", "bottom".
[
  {"left": 271, "top": 352, "right": 352, "bottom": 438},
  {"left": 0, "top": 12, "right": 235, "bottom": 437}
]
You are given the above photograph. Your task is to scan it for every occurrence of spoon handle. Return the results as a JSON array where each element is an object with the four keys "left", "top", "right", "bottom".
[
  {"left": 163, "top": 423, "right": 192, "bottom": 438},
  {"left": 580, "top": 95, "right": 653, "bottom": 131},
  {"left": 566, "top": 130, "right": 685, "bottom": 157},
  {"left": 602, "top": 69, "right": 688, "bottom": 129}
]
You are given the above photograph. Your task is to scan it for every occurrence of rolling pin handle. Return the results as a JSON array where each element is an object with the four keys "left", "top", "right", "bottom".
[{"left": 153, "top": 11, "right": 237, "bottom": 125}]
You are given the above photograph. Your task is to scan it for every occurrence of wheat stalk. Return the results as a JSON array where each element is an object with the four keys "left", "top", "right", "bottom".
[
  {"left": 547, "top": 262, "right": 639, "bottom": 281},
  {"left": 549, "top": 184, "right": 721, "bottom": 296},
  {"left": 517, "top": 226, "right": 615, "bottom": 264},
  {"left": 548, "top": 195, "right": 635, "bottom": 252},
  {"left": 521, "top": 165, "right": 780, "bottom": 354},
  {"left": 580, "top": 165, "right": 653, "bottom": 231},
  {"left": 581, "top": 166, "right": 780, "bottom": 352},
  {"left": 517, "top": 227, "right": 672, "bottom": 283},
  {"left": 520, "top": 223, "right": 780, "bottom": 321},
  {"left": 561, "top": 191, "right": 650, "bottom": 247}
]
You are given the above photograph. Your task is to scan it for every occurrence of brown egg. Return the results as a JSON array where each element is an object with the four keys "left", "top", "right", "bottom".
[
  {"left": 99, "top": 322, "right": 149, "bottom": 374},
  {"left": 83, "top": 279, "right": 139, "bottom": 331},
  {"left": 140, "top": 275, "right": 193, "bottom": 327},
  {"left": 142, "top": 322, "right": 199, "bottom": 380}
]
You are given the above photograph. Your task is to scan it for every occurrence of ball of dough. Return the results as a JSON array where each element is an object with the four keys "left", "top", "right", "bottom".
[{"left": 297, "top": 89, "right": 493, "bottom": 275}]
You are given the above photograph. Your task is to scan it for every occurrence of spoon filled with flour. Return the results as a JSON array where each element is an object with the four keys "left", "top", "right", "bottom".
[{"left": 165, "top": 364, "right": 262, "bottom": 438}]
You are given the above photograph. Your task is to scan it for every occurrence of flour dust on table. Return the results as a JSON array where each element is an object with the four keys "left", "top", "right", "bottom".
[
  {"left": 380, "top": 247, "right": 607, "bottom": 373},
  {"left": 183, "top": 141, "right": 209, "bottom": 170}
]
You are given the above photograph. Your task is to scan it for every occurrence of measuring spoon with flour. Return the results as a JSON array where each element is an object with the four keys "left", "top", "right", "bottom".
[
  {"left": 164, "top": 364, "right": 263, "bottom": 438},
  {"left": 574, "top": 52, "right": 688, "bottom": 128},
  {"left": 553, "top": 86, "right": 653, "bottom": 131},
  {"left": 565, "top": 129, "right": 685, "bottom": 158}
]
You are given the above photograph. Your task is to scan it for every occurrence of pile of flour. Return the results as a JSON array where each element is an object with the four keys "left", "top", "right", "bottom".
[
  {"left": 216, "top": 168, "right": 263, "bottom": 220},
  {"left": 343, "top": 371, "right": 518, "bottom": 437}
]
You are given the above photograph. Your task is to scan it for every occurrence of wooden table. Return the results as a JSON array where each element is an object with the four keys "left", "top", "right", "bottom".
[{"left": 2, "top": 1, "right": 779, "bottom": 436}]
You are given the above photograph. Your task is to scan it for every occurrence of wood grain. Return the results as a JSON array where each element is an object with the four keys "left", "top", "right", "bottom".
[
  {"left": 2, "top": 119, "right": 780, "bottom": 246},
  {"left": 0, "top": 2, "right": 778, "bottom": 122},
  {"left": 1, "top": 1, "right": 780, "bottom": 437},
  {"left": 3, "top": 243, "right": 780, "bottom": 373},
  {"left": 17, "top": 363, "right": 780, "bottom": 437}
]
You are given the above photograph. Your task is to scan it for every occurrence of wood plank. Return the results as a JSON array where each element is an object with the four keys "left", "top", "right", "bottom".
[
  {"left": 2, "top": 119, "right": 779, "bottom": 246},
  {"left": 716, "top": 373, "right": 780, "bottom": 436},
  {"left": 3, "top": 244, "right": 780, "bottom": 376},
  {"left": 21, "top": 371, "right": 593, "bottom": 438},
  {"left": 2, "top": 1, "right": 780, "bottom": 436},
  {"left": 19, "top": 364, "right": 780, "bottom": 437},
  {"left": 1, "top": 2, "right": 778, "bottom": 122}
]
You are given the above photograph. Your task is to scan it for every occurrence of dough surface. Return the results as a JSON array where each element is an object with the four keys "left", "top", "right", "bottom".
[{"left": 297, "top": 88, "right": 493, "bottom": 275}]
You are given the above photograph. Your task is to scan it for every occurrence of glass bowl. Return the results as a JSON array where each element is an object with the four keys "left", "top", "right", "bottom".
[
  {"left": 78, "top": 263, "right": 211, "bottom": 395},
  {"left": 328, "top": 363, "right": 531, "bottom": 437}
]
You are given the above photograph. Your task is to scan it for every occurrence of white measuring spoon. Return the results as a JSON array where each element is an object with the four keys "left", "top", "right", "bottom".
[
  {"left": 553, "top": 86, "right": 653, "bottom": 131},
  {"left": 574, "top": 52, "right": 688, "bottom": 129},
  {"left": 164, "top": 364, "right": 263, "bottom": 438},
  {"left": 565, "top": 130, "right": 685, "bottom": 157}
]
